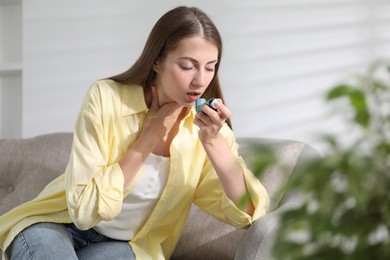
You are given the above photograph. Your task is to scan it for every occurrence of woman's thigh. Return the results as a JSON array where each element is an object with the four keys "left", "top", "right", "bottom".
[
  {"left": 76, "top": 241, "right": 136, "bottom": 260},
  {"left": 6, "top": 222, "right": 77, "bottom": 260}
]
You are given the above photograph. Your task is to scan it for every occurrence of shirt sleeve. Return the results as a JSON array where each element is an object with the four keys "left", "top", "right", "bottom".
[
  {"left": 65, "top": 83, "right": 125, "bottom": 230},
  {"left": 193, "top": 124, "right": 270, "bottom": 229}
]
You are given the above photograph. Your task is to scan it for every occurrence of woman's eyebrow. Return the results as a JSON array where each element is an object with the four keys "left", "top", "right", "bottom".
[{"left": 178, "top": 57, "right": 218, "bottom": 64}]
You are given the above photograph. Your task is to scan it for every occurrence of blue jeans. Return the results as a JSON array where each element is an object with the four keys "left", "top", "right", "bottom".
[{"left": 6, "top": 222, "right": 136, "bottom": 260}]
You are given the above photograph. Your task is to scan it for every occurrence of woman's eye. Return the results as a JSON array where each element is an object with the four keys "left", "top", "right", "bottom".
[
  {"left": 179, "top": 64, "right": 193, "bottom": 71},
  {"left": 206, "top": 67, "right": 215, "bottom": 72}
]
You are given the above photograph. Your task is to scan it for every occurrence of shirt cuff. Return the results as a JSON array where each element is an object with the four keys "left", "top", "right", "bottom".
[{"left": 94, "top": 162, "right": 125, "bottom": 220}]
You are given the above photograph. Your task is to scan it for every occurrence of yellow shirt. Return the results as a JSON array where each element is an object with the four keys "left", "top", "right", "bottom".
[{"left": 0, "top": 79, "right": 269, "bottom": 260}]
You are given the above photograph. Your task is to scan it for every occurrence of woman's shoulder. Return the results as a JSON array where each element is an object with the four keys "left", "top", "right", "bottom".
[
  {"left": 85, "top": 79, "right": 146, "bottom": 115},
  {"left": 88, "top": 79, "right": 142, "bottom": 97},
  {"left": 92, "top": 79, "right": 123, "bottom": 94}
]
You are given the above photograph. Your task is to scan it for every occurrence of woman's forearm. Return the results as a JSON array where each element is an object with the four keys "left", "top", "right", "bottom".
[{"left": 201, "top": 133, "right": 254, "bottom": 213}]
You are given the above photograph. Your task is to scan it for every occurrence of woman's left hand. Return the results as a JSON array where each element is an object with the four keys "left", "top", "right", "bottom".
[{"left": 194, "top": 100, "right": 232, "bottom": 142}]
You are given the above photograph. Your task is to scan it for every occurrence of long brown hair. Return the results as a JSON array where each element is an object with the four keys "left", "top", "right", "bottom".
[{"left": 109, "top": 6, "right": 231, "bottom": 128}]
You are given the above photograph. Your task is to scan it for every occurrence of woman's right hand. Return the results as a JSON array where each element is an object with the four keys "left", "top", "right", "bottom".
[{"left": 140, "top": 86, "right": 183, "bottom": 147}]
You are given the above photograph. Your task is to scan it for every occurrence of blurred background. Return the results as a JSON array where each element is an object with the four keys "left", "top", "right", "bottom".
[{"left": 0, "top": 0, "right": 389, "bottom": 154}]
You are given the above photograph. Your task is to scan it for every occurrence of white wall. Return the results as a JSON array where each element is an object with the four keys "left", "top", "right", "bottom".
[
  {"left": 0, "top": 0, "right": 22, "bottom": 138},
  {"left": 14, "top": 0, "right": 390, "bottom": 153}
]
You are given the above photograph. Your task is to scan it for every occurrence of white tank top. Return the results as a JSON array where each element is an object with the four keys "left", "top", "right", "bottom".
[{"left": 94, "top": 153, "right": 170, "bottom": 240}]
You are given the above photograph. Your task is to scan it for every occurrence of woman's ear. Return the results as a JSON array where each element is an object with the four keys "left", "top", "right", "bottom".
[{"left": 153, "top": 61, "right": 160, "bottom": 73}]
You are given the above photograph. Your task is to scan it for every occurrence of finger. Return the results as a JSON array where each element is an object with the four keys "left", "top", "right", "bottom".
[
  {"left": 193, "top": 117, "right": 204, "bottom": 128},
  {"left": 213, "top": 102, "right": 232, "bottom": 120},
  {"left": 200, "top": 104, "right": 226, "bottom": 123},
  {"left": 196, "top": 107, "right": 221, "bottom": 127},
  {"left": 195, "top": 112, "right": 208, "bottom": 124}
]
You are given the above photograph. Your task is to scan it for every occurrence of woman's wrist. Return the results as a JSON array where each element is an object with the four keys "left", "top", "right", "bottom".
[{"left": 199, "top": 133, "right": 223, "bottom": 150}]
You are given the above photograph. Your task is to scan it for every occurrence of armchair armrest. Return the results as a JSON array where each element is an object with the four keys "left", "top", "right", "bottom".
[
  {"left": 234, "top": 139, "right": 320, "bottom": 259},
  {"left": 234, "top": 194, "right": 303, "bottom": 259}
]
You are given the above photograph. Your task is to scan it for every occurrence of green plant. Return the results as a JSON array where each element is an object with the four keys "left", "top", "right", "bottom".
[{"left": 270, "top": 60, "right": 390, "bottom": 259}]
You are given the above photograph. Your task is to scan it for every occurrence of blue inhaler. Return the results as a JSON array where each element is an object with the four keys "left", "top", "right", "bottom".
[{"left": 195, "top": 98, "right": 222, "bottom": 113}]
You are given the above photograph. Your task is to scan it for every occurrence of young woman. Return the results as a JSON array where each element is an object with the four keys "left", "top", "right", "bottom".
[{"left": 0, "top": 6, "right": 269, "bottom": 260}]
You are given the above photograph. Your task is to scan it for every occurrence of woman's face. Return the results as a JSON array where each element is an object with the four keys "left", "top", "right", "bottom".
[{"left": 153, "top": 36, "right": 219, "bottom": 107}]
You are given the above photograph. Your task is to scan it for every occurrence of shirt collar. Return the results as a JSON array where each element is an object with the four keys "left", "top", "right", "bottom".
[{"left": 121, "top": 84, "right": 149, "bottom": 116}]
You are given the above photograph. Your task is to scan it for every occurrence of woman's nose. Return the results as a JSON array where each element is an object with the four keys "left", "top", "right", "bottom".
[{"left": 192, "top": 70, "right": 204, "bottom": 87}]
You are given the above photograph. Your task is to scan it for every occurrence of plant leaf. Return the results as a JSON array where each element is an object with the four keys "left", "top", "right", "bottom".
[
  {"left": 348, "top": 90, "right": 370, "bottom": 127},
  {"left": 327, "top": 85, "right": 352, "bottom": 100}
]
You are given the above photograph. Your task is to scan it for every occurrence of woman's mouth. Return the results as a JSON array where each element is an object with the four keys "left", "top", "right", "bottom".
[{"left": 186, "top": 92, "right": 201, "bottom": 102}]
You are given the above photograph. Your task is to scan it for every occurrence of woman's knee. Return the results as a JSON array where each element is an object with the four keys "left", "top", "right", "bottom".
[{"left": 7, "top": 222, "right": 77, "bottom": 260}]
